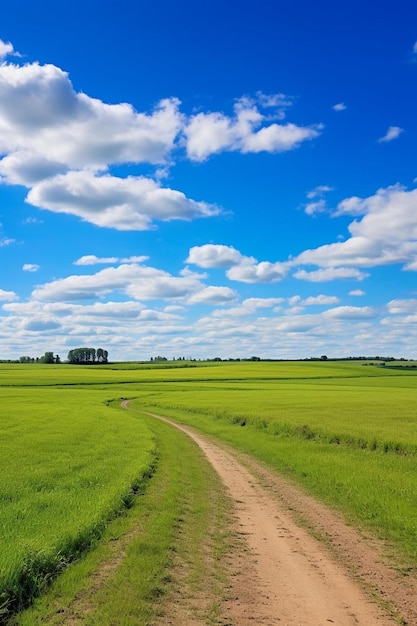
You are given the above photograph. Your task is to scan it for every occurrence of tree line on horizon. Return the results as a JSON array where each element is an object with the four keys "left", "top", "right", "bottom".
[{"left": 67, "top": 347, "right": 109, "bottom": 364}]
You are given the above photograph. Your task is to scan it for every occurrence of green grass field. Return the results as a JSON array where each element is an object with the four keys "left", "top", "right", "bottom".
[{"left": 1, "top": 359, "right": 417, "bottom": 622}]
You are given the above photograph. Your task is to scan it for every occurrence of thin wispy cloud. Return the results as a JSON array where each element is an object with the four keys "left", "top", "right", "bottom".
[
  {"left": 378, "top": 126, "right": 404, "bottom": 143},
  {"left": 332, "top": 103, "right": 346, "bottom": 111},
  {"left": 22, "top": 264, "right": 39, "bottom": 272}
]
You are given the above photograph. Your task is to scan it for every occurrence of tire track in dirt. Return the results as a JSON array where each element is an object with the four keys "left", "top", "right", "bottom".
[{"left": 141, "top": 409, "right": 416, "bottom": 626}]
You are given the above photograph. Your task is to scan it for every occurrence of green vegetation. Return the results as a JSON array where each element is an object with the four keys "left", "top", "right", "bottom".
[
  {"left": 0, "top": 387, "right": 156, "bottom": 620},
  {"left": 14, "top": 412, "right": 232, "bottom": 625},
  {"left": 2, "top": 359, "right": 417, "bottom": 621},
  {"left": 67, "top": 347, "right": 108, "bottom": 364}
]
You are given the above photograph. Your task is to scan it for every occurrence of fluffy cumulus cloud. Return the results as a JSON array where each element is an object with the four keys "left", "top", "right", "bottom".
[
  {"left": 184, "top": 93, "right": 322, "bottom": 161},
  {"left": 293, "top": 185, "right": 417, "bottom": 275},
  {"left": 187, "top": 244, "right": 288, "bottom": 283},
  {"left": 332, "top": 103, "right": 346, "bottom": 111},
  {"left": 26, "top": 171, "right": 218, "bottom": 230},
  {"left": 0, "top": 40, "right": 20, "bottom": 58},
  {"left": 227, "top": 261, "right": 287, "bottom": 283},
  {"left": 188, "top": 286, "right": 238, "bottom": 305},
  {"left": 0, "top": 61, "right": 182, "bottom": 170},
  {"left": 186, "top": 244, "right": 246, "bottom": 268},
  {"left": 31, "top": 262, "right": 208, "bottom": 302},
  {"left": 187, "top": 183, "right": 417, "bottom": 287},
  {"left": 27, "top": 259, "right": 238, "bottom": 310},
  {"left": 0, "top": 55, "right": 220, "bottom": 230},
  {"left": 0, "top": 288, "right": 18, "bottom": 301},
  {"left": 387, "top": 299, "right": 417, "bottom": 314},
  {"left": 323, "top": 306, "right": 376, "bottom": 320},
  {"left": 0, "top": 47, "right": 323, "bottom": 232}
]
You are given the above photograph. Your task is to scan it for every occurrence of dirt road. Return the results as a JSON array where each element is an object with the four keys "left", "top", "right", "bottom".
[{"left": 143, "top": 410, "right": 417, "bottom": 626}]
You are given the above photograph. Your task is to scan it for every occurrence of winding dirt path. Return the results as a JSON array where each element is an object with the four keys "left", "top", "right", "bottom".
[{"left": 139, "top": 409, "right": 417, "bottom": 626}]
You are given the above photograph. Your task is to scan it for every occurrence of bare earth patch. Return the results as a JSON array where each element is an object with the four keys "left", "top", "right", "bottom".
[{"left": 145, "top": 411, "right": 417, "bottom": 626}]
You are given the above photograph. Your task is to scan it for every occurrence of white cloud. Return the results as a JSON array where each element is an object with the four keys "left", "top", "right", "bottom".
[
  {"left": 332, "top": 103, "right": 346, "bottom": 111},
  {"left": 210, "top": 297, "right": 284, "bottom": 318},
  {"left": 0, "top": 288, "right": 18, "bottom": 301},
  {"left": 302, "top": 295, "right": 340, "bottom": 306},
  {"left": 74, "top": 255, "right": 148, "bottom": 266},
  {"left": 404, "top": 259, "right": 417, "bottom": 271},
  {"left": 0, "top": 61, "right": 182, "bottom": 170},
  {"left": 23, "top": 216, "right": 43, "bottom": 224},
  {"left": 378, "top": 126, "right": 404, "bottom": 143},
  {"left": 306, "top": 185, "right": 334, "bottom": 199},
  {"left": 387, "top": 299, "right": 417, "bottom": 314},
  {"left": 0, "top": 151, "right": 65, "bottom": 186},
  {"left": 187, "top": 244, "right": 288, "bottom": 283},
  {"left": 227, "top": 260, "right": 287, "bottom": 283},
  {"left": 242, "top": 297, "right": 284, "bottom": 309},
  {"left": 30, "top": 262, "right": 215, "bottom": 304},
  {"left": 294, "top": 268, "right": 369, "bottom": 282},
  {"left": 304, "top": 199, "right": 327, "bottom": 216},
  {"left": 0, "top": 51, "right": 324, "bottom": 236},
  {"left": 184, "top": 94, "right": 321, "bottom": 161},
  {"left": 304, "top": 185, "right": 333, "bottom": 215},
  {"left": 323, "top": 306, "right": 376, "bottom": 320},
  {"left": 188, "top": 286, "right": 237, "bottom": 305},
  {"left": 0, "top": 237, "right": 15, "bottom": 247},
  {"left": 186, "top": 244, "right": 246, "bottom": 268},
  {"left": 0, "top": 40, "right": 20, "bottom": 59},
  {"left": 22, "top": 264, "right": 39, "bottom": 272},
  {"left": 255, "top": 91, "right": 293, "bottom": 109},
  {"left": 349, "top": 289, "right": 365, "bottom": 296},
  {"left": 413, "top": 41, "right": 417, "bottom": 54},
  {"left": 26, "top": 170, "right": 219, "bottom": 230},
  {"left": 292, "top": 185, "right": 417, "bottom": 274},
  {"left": 189, "top": 185, "right": 417, "bottom": 288}
]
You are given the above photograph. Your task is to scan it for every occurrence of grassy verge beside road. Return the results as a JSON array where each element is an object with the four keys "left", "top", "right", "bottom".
[{"left": 14, "top": 407, "right": 233, "bottom": 625}]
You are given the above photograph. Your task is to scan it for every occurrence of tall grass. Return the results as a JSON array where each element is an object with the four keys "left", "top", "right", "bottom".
[{"left": 0, "top": 387, "right": 156, "bottom": 620}]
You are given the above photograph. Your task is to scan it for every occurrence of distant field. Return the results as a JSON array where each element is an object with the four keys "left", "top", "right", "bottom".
[
  {"left": 2, "top": 359, "right": 417, "bottom": 619},
  {"left": 128, "top": 360, "right": 417, "bottom": 562}
]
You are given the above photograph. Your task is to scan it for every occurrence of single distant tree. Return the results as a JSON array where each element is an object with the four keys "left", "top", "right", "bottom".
[{"left": 41, "top": 351, "right": 55, "bottom": 364}]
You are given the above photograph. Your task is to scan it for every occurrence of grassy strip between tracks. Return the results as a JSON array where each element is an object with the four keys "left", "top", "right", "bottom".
[{"left": 13, "top": 407, "right": 233, "bottom": 626}]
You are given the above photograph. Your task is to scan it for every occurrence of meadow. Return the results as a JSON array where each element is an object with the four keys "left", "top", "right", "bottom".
[
  {"left": 2, "top": 359, "right": 417, "bottom": 622},
  {"left": 0, "top": 384, "right": 157, "bottom": 620}
]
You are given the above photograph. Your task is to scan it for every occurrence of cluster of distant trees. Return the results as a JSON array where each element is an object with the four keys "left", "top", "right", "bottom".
[
  {"left": 17, "top": 348, "right": 109, "bottom": 365},
  {"left": 67, "top": 347, "right": 108, "bottom": 364},
  {"left": 20, "top": 352, "right": 61, "bottom": 364}
]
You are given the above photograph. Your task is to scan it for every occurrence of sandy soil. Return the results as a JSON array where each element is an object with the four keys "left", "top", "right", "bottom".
[{"left": 143, "top": 410, "right": 417, "bottom": 626}]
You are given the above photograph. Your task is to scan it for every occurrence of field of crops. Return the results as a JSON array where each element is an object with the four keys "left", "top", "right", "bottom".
[
  {"left": 1, "top": 359, "right": 417, "bottom": 620},
  {"left": 0, "top": 382, "right": 156, "bottom": 619}
]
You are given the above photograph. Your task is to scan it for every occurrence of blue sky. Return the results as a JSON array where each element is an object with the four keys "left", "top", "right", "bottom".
[{"left": 1, "top": 0, "right": 417, "bottom": 361}]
